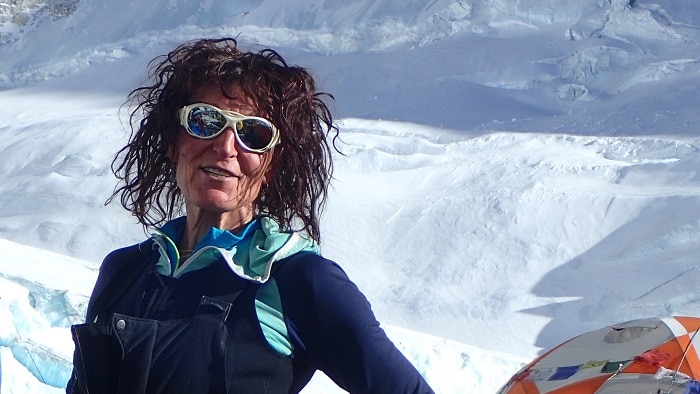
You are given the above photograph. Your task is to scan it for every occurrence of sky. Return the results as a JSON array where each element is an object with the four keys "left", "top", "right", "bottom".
[{"left": 0, "top": 0, "right": 700, "bottom": 392}]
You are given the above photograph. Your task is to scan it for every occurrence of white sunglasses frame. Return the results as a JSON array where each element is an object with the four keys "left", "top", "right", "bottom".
[{"left": 178, "top": 102, "right": 280, "bottom": 153}]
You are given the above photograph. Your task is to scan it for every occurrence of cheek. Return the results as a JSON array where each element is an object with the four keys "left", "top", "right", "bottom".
[
  {"left": 174, "top": 138, "right": 208, "bottom": 166},
  {"left": 238, "top": 152, "right": 266, "bottom": 175},
  {"left": 172, "top": 142, "right": 205, "bottom": 184}
]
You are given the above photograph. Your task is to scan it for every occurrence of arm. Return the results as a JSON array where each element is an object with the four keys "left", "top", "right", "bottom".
[{"left": 275, "top": 253, "right": 434, "bottom": 394}]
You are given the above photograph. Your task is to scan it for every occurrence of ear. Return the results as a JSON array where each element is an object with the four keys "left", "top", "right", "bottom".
[
  {"left": 263, "top": 153, "right": 278, "bottom": 184},
  {"left": 263, "top": 170, "right": 274, "bottom": 185},
  {"left": 167, "top": 140, "right": 178, "bottom": 164}
]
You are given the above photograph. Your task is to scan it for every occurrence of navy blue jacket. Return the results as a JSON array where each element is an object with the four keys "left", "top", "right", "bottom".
[{"left": 68, "top": 240, "right": 434, "bottom": 393}]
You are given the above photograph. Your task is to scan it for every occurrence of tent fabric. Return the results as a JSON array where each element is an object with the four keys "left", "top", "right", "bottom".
[{"left": 498, "top": 316, "right": 700, "bottom": 394}]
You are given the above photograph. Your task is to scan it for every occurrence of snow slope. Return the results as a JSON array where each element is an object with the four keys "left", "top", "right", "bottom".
[{"left": 0, "top": 0, "right": 699, "bottom": 392}]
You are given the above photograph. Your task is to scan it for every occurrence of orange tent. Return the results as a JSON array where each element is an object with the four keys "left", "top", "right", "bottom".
[{"left": 498, "top": 316, "right": 700, "bottom": 393}]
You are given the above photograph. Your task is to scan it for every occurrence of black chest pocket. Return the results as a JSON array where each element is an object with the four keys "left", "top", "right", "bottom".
[
  {"left": 72, "top": 291, "right": 293, "bottom": 394},
  {"left": 72, "top": 296, "right": 230, "bottom": 393}
]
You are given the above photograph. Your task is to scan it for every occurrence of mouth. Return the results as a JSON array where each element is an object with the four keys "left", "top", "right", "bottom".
[{"left": 202, "top": 166, "right": 235, "bottom": 178}]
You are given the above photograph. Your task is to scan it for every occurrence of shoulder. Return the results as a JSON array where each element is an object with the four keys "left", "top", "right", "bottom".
[
  {"left": 272, "top": 252, "right": 355, "bottom": 295},
  {"left": 85, "top": 241, "right": 157, "bottom": 320},
  {"left": 272, "top": 252, "right": 373, "bottom": 324},
  {"left": 275, "top": 251, "right": 341, "bottom": 275},
  {"left": 105, "top": 239, "right": 156, "bottom": 260},
  {"left": 98, "top": 240, "right": 155, "bottom": 278}
]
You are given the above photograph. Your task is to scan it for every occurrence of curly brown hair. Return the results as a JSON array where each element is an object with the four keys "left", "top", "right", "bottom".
[{"left": 109, "top": 37, "right": 337, "bottom": 242}]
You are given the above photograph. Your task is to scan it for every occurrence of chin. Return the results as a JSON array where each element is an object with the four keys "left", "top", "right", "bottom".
[{"left": 188, "top": 193, "right": 237, "bottom": 211}]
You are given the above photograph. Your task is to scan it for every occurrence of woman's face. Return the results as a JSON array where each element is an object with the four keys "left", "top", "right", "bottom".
[{"left": 172, "top": 86, "right": 272, "bottom": 221}]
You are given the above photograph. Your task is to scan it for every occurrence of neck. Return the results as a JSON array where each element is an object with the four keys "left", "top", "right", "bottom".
[{"left": 181, "top": 205, "right": 254, "bottom": 250}]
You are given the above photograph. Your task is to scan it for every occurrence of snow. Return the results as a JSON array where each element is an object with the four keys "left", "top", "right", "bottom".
[{"left": 0, "top": 0, "right": 699, "bottom": 392}]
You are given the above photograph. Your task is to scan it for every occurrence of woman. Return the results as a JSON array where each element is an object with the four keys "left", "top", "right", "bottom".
[{"left": 67, "top": 38, "right": 434, "bottom": 393}]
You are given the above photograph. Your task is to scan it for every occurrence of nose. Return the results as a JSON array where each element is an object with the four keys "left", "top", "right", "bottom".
[{"left": 212, "top": 127, "right": 240, "bottom": 158}]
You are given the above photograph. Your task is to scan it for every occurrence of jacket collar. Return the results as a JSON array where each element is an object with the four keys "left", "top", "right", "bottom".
[{"left": 150, "top": 216, "right": 318, "bottom": 282}]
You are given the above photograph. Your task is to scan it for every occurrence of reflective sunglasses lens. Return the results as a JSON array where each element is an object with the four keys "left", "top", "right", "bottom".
[
  {"left": 236, "top": 119, "right": 274, "bottom": 151},
  {"left": 187, "top": 106, "right": 227, "bottom": 137}
]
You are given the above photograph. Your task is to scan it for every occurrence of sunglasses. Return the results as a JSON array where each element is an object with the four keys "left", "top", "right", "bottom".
[{"left": 178, "top": 103, "right": 280, "bottom": 153}]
